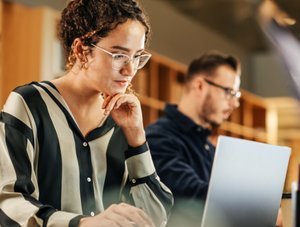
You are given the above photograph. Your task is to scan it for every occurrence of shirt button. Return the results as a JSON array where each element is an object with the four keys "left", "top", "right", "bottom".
[
  {"left": 204, "top": 144, "right": 210, "bottom": 150},
  {"left": 162, "top": 221, "right": 167, "bottom": 227},
  {"left": 83, "top": 142, "right": 88, "bottom": 147},
  {"left": 87, "top": 177, "right": 92, "bottom": 182},
  {"left": 90, "top": 211, "right": 95, "bottom": 216},
  {"left": 197, "top": 127, "right": 201, "bottom": 132},
  {"left": 132, "top": 179, "right": 136, "bottom": 183}
]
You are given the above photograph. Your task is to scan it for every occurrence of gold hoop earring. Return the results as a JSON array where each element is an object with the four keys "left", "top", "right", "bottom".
[
  {"left": 80, "top": 49, "right": 90, "bottom": 70},
  {"left": 79, "top": 55, "right": 88, "bottom": 69},
  {"left": 126, "top": 83, "right": 136, "bottom": 95}
]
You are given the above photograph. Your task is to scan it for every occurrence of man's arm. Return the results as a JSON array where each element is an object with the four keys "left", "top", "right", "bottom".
[{"left": 146, "top": 130, "right": 210, "bottom": 200}]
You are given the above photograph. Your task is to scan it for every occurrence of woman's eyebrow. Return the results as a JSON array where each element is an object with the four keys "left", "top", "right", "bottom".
[{"left": 110, "top": 45, "right": 144, "bottom": 53}]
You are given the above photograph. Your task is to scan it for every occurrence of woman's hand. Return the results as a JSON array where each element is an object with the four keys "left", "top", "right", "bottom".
[
  {"left": 102, "top": 94, "right": 146, "bottom": 147},
  {"left": 79, "top": 203, "right": 155, "bottom": 227}
]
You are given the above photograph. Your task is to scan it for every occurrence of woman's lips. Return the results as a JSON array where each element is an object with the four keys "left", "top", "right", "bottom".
[{"left": 115, "top": 80, "right": 129, "bottom": 87}]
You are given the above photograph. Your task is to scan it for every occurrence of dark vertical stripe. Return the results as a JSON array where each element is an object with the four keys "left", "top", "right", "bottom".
[
  {"left": 0, "top": 209, "right": 21, "bottom": 227},
  {"left": 73, "top": 134, "right": 96, "bottom": 215},
  {"left": 35, "top": 205, "right": 56, "bottom": 227},
  {"left": 86, "top": 116, "right": 116, "bottom": 141},
  {"left": 14, "top": 85, "right": 62, "bottom": 210},
  {"left": 0, "top": 112, "right": 34, "bottom": 146},
  {"left": 103, "top": 127, "right": 127, "bottom": 208},
  {"left": 5, "top": 124, "right": 35, "bottom": 195},
  {"left": 0, "top": 112, "right": 35, "bottom": 196},
  {"left": 69, "top": 215, "right": 85, "bottom": 227}
]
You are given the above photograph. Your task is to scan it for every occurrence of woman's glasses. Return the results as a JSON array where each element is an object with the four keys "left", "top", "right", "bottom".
[{"left": 91, "top": 44, "right": 152, "bottom": 70}]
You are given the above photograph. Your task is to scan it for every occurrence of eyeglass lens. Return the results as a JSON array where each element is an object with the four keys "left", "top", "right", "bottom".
[{"left": 112, "top": 54, "right": 150, "bottom": 70}]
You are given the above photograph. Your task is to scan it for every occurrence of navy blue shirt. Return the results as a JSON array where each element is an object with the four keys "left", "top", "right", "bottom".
[{"left": 146, "top": 104, "right": 215, "bottom": 202}]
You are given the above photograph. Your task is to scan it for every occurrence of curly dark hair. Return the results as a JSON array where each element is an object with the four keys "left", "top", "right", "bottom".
[
  {"left": 186, "top": 50, "right": 240, "bottom": 82},
  {"left": 58, "top": 0, "right": 150, "bottom": 70}
]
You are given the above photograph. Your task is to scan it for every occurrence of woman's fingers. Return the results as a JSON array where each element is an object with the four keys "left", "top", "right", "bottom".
[
  {"left": 102, "top": 94, "right": 139, "bottom": 114},
  {"left": 111, "top": 203, "right": 155, "bottom": 227},
  {"left": 79, "top": 203, "right": 155, "bottom": 227}
]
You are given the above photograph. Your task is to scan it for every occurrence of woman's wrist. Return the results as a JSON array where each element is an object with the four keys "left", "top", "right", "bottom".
[{"left": 123, "top": 127, "right": 146, "bottom": 147}]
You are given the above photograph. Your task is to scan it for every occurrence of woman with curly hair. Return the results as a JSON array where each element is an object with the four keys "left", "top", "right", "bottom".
[{"left": 0, "top": 0, "right": 173, "bottom": 226}]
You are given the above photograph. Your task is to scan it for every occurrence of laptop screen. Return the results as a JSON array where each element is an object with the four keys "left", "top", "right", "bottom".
[{"left": 201, "top": 136, "right": 291, "bottom": 227}]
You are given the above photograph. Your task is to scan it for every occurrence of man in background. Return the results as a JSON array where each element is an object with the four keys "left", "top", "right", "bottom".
[{"left": 146, "top": 51, "right": 241, "bottom": 226}]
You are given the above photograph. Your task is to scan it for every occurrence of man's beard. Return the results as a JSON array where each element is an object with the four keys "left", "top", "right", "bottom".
[
  {"left": 202, "top": 94, "right": 221, "bottom": 129},
  {"left": 203, "top": 116, "right": 221, "bottom": 129}
]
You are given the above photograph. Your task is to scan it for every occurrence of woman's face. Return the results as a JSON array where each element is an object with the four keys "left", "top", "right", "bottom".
[{"left": 85, "top": 20, "right": 147, "bottom": 96}]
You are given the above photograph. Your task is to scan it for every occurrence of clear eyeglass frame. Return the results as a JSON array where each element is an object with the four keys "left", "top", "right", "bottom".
[
  {"left": 204, "top": 78, "right": 241, "bottom": 99},
  {"left": 91, "top": 44, "right": 152, "bottom": 70}
]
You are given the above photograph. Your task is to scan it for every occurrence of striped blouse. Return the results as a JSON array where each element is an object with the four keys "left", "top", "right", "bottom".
[{"left": 0, "top": 81, "right": 173, "bottom": 227}]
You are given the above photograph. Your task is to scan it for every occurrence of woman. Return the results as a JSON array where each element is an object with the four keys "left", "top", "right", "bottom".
[{"left": 0, "top": 0, "right": 173, "bottom": 226}]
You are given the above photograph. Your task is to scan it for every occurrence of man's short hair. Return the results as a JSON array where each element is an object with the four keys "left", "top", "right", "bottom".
[{"left": 186, "top": 51, "right": 240, "bottom": 82}]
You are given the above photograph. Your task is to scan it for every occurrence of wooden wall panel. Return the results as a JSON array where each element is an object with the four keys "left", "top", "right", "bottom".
[
  {"left": 2, "top": 2, "right": 43, "bottom": 106},
  {"left": 0, "top": 1, "right": 3, "bottom": 106}
]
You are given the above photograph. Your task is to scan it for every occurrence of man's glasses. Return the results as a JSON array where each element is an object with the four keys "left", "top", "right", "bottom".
[
  {"left": 204, "top": 78, "right": 241, "bottom": 99},
  {"left": 91, "top": 44, "right": 152, "bottom": 70}
]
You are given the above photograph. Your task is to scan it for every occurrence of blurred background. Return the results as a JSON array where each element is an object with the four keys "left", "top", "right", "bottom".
[{"left": 1, "top": 0, "right": 300, "bottom": 192}]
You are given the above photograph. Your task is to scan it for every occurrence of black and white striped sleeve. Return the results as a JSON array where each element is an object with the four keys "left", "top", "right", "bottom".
[
  {"left": 0, "top": 91, "right": 83, "bottom": 227},
  {"left": 125, "top": 142, "right": 174, "bottom": 227}
]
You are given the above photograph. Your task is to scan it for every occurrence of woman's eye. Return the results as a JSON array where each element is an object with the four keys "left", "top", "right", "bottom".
[
  {"left": 114, "top": 54, "right": 127, "bottom": 60},
  {"left": 134, "top": 55, "right": 142, "bottom": 59}
]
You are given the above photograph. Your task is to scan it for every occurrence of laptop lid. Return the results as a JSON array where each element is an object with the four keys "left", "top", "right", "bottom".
[{"left": 201, "top": 136, "right": 291, "bottom": 227}]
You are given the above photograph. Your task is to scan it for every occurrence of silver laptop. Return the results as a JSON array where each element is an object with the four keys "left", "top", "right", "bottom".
[{"left": 201, "top": 136, "right": 291, "bottom": 227}]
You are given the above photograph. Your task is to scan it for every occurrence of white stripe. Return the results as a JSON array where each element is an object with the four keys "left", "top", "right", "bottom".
[
  {"left": 46, "top": 211, "right": 79, "bottom": 227},
  {"left": 26, "top": 139, "right": 40, "bottom": 199},
  {"left": 38, "top": 82, "right": 79, "bottom": 127},
  {"left": 126, "top": 151, "right": 156, "bottom": 180},
  {"left": 3, "top": 90, "right": 39, "bottom": 151},
  {"left": 131, "top": 183, "right": 168, "bottom": 227},
  {"left": 89, "top": 128, "right": 115, "bottom": 212},
  {"left": 3, "top": 92, "right": 35, "bottom": 132},
  {"left": 38, "top": 82, "right": 68, "bottom": 109}
]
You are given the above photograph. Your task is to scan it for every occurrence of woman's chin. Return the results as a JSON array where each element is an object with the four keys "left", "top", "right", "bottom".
[{"left": 107, "top": 89, "right": 127, "bottom": 96}]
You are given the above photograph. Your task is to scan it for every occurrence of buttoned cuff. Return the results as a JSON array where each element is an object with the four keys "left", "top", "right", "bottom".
[
  {"left": 125, "top": 142, "right": 156, "bottom": 181},
  {"left": 47, "top": 211, "right": 84, "bottom": 227}
]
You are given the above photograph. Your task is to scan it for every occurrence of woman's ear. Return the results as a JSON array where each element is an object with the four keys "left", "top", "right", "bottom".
[
  {"left": 72, "top": 38, "right": 85, "bottom": 58},
  {"left": 72, "top": 38, "right": 90, "bottom": 69}
]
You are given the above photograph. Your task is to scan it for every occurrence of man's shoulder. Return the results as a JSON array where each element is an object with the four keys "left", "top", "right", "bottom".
[
  {"left": 146, "top": 119, "right": 188, "bottom": 151},
  {"left": 146, "top": 116, "right": 178, "bottom": 134}
]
